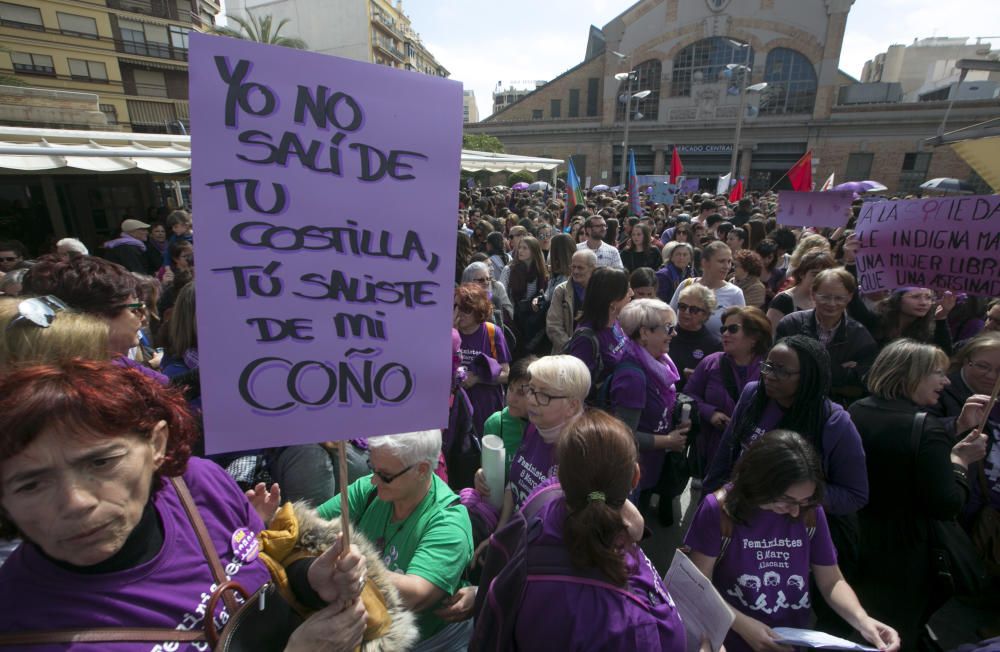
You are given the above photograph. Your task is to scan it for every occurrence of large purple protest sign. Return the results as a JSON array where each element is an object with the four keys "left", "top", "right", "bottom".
[
  {"left": 776, "top": 191, "right": 853, "bottom": 228},
  {"left": 189, "top": 33, "right": 462, "bottom": 454},
  {"left": 680, "top": 178, "right": 700, "bottom": 193},
  {"left": 855, "top": 195, "right": 1000, "bottom": 296}
]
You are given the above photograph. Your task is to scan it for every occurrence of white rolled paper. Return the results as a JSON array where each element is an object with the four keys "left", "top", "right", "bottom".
[{"left": 481, "top": 434, "right": 506, "bottom": 509}]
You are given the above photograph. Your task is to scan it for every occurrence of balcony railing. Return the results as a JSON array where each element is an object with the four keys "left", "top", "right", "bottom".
[
  {"left": 115, "top": 39, "right": 188, "bottom": 61},
  {"left": 125, "top": 99, "right": 191, "bottom": 127},
  {"left": 106, "top": 0, "right": 192, "bottom": 22}
]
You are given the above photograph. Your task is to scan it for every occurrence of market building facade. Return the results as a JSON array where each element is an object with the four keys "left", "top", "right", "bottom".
[{"left": 465, "top": 0, "right": 995, "bottom": 194}]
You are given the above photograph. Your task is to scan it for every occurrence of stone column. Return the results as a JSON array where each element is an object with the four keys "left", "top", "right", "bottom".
[
  {"left": 814, "top": 1, "right": 855, "bottom": 120},
  {"left": 653, "top": 147, "right": 666, "bottom": 175}
]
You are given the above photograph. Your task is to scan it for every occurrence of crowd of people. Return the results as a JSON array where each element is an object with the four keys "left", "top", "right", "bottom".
[{"left": 0, "top": 184, "right": 997, "bottom": 651}]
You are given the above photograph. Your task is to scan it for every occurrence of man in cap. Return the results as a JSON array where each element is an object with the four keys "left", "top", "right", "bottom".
[{"left": 102, "top": 217, "right": 159, "bottom": 274}]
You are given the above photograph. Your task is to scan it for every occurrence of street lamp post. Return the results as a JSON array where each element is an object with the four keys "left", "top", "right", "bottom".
[
  {"left": 727, "top": 42, "right": 752, "bottom": 181},
  {"left": 614, "top": 72, "right": 651, "bottom": 187}
]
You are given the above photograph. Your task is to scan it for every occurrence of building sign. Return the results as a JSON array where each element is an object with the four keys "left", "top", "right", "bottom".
[
  {"left": 189, "top": 33, "right": 462, "bottom": 454},
  {"left": 675, "top": 144, "right": 734, "bottom": 155}
]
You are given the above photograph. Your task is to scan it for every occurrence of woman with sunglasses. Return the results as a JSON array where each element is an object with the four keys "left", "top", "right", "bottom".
[
  {"left": 704, "top": 335, "right": 868, "bottom": 519},
  {"left": 23, "top": 254, "right": 167, "bottom": 385},
  {"left": 454, "top": 283, "right": 511, "bottom": 437},
  {"left": 686, "top": 307, "right": 771, "bottom": 472},
  {"left": 613, "top": 299, "right": 692, "bottom": 501},
  {"left": 319, "top": 429, "right": 474, "bottom": 650},
  {"left": 776, "top": 268, "right": 878, "bottom": 406},
  {"left": 848, "top": 340, "right": 987, "bottom": 647},
  {"left": 686, "top": 430, "right": 900, "bottom": 652},
  {"left": 668, "top": 283, "right": 722, "bottom": 392}
]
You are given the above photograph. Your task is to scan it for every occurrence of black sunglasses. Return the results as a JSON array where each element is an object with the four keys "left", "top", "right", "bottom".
[{"left": 367, "top": 460, "right": 416, "bottom": 484}]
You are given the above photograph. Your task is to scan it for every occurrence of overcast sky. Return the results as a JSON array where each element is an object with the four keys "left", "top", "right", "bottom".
[{"left": 401, "top": 0, "right": 999, "bottom": 119}]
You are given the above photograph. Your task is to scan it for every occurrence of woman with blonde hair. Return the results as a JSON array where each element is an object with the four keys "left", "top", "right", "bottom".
[
  {"left": 849, "top": 339, "right": 988, "bottom": 645},
  {"left": 0, "top": 295, "right": 109, "bottom": 367}
]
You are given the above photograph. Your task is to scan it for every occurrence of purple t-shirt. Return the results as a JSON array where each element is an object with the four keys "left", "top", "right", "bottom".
[
  {"left": 684, "top": 492, "right": 838, "bottom": 652},
  {"left": 0, "top": 457, "right": 271, "bottom": 651},
  {"left": 507, "top": 424, "right": 558, "bottom": 508},
  {"left": 567, "top": 321, "right": 628, "bottom": 382},
  {"left": 611, "top": 350, "right": 680, "bottom": 490},
  {"left": 459, "top": 322, "right": 511, "bottom": 435},
  {"left": 515, "top": 493, "right": 687, "bottom": 651}
]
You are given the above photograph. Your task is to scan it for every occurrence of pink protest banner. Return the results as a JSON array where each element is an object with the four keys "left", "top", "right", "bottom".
[
  {"left": 776, "top": 191, "right": 853, "bottom": 228},
  {"left": 854, "top": 195, "right": 1000, "bottom": 295},
  {"left": 189, "top": 33, "right": 462, "bottom": 454}
]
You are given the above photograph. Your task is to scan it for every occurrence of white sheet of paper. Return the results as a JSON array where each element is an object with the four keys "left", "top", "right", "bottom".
[
  {"left": 772, "top": 627, "right": 878, "bottom": 651},
  {"left": 664, "top": 549, "right": 735, "bottom": 652}
]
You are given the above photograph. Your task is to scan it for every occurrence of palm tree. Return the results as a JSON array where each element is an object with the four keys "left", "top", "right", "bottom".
[{"left": 214, "top": 11, "right": 308, "bottom": 50}]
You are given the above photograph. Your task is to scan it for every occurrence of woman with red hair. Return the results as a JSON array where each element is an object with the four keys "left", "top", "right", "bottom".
[
  {"left": 454, "top": 283, "right": 511, "bottom": 437},
  {"left": 0, "top": 360, "right": 368, "bottom": 651}
]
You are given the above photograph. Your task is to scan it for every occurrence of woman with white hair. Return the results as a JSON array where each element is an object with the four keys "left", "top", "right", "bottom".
[
  {"left": 614, "top": 299, "right": 690, "bottom": 501},
  {"left": 318, "top": 430, "right": 474, "bottom": 651},
  {"left": 461, "top": 261, "right": 513, "bottom": 326}
]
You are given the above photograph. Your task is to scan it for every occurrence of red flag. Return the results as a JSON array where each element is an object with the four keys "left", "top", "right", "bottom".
[
  {"left": 669, "top": 148, "right": 684, "bottom": 184},
  {"left": 728, "top": 179, "right": 744, "bottom": 202},
  {"left": 787, "top": 150, "right": 813, "bottom": 192}
]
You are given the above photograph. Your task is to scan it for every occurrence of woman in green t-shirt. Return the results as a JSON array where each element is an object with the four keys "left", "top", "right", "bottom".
[{"left": 317, "top": 430, "right": 474, "bottom": 651}]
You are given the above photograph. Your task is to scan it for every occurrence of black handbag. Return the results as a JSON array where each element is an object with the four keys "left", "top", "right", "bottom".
[
  {"left": 911, "top": 412, "right": 990, "bottom": 597},
  {"left": 0, "top": 477, "right": 303, "bottom": 650}
]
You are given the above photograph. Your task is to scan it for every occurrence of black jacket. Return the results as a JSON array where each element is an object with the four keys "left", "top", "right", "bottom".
[
  {"left": 775, "top": 309, "right": 878, "bottom": 404},
  {"left": 847, "top": 396, "right": 969, "bottom": 643}
]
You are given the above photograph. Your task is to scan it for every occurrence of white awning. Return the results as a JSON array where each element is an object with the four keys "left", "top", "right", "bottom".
[
  {"left": 461, "top": 149, "right": 562, "bottom": 173},
  {"left": 0, "top": 128, "right": 562, "bottom": 176},
  {"left": 0, "top": 126, "right": 191, "bottom": 174}
]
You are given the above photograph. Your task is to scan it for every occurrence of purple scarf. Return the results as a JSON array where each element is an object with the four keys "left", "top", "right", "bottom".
[{"left": 627, "top": 338, "right": 680, "bottom": 409}]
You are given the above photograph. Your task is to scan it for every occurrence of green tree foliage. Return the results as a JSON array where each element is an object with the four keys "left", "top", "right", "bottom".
[
  {"left": 214, "top": 11, "right": 308, "bottom": 49},
  {"left": 462, "top": 133, "right": 504, "bottom": 153}
]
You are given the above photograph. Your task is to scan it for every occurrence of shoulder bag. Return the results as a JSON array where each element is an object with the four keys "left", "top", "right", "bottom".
[{"left": 911, "top": 412, "right": 990, "bottom": 597}]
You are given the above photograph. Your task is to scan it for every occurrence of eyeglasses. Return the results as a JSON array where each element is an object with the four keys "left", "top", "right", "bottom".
[
  {"left": 367, "top": 460, "right": 416, "bottom": 484},
  {"left": 116, "top": 301, "right": 147, "bottom": 315},
  {"left": 677, "top": 302, "right": 707, "bottom": 316},
  {"left": 453, "top": 304, "right": 472, "bottom": 314},
  {"left": 814, "top": 294, "right": 851, "bottom": 305},
  {"left": 772, "top": 494, "right": 820, "bottom": 509},
  {"left": 720, "top": 324, "right": 743, "bottom": 335},
  {"left": 651, "top": 323, "right": 677, "bottom": 335},
  {"left": 0, "top": 256, "right": 19, "bottom": 263},
  {"left": 525, "top": 386, "right": 568, "bottom": 406},
  {"left": 760, "top": 360, "right": 800, "bottom": 380},
  {"left": 6, "top": 295, "right": 69, "bottom": 330},
  {"left": 471, "top": 277, "right": 492, "bottom": 286},
  {"left": 968, "top": 360, "right": 1000, "bottom": 376}
]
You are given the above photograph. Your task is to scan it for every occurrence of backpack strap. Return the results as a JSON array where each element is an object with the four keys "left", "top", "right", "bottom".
[
  {"left": 713, "top": 488, "right": 735, "bottom": 564},
  {"left": 520, "top": 484, "right": 564, "bottom": 521},
  {"left": 910, "top": 411, "right": 927, "bottom": 466},
  {"left": 485, "top": 321, "right": 498, "bottom": 360}
]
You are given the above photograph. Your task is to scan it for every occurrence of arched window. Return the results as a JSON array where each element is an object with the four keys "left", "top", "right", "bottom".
[
  {"left": 761, "top": 48, "right": 816, "bottom": 114},
  {"left": 670, "top": 37, "right": 754, "bottom": 97},
  {"left": 615, "top": 59, "right": 661, "bottom": 122}
]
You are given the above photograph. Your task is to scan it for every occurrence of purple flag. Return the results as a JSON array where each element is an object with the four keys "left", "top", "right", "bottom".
[
  {"left": 189, "top": 33, "right": 462, "bottom": 453},
  {"left": 776, "top": 191, "right": 853, "bottom": 228}
]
